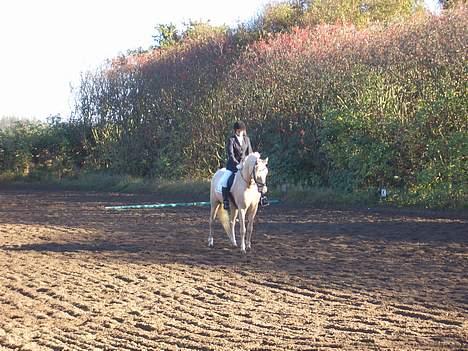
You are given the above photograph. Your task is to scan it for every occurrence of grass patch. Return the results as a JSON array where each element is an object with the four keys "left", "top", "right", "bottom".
[
  {"left": 272, "top": 184, "right": 467, "bottom": 210},
  {"left": 0, "top": 171, "right": 210, "bottom": 201},
  {"left": 272, "top": 185, "right": 378, "bottom": 208},
  {"left": 1, "top": 171, "right": 465, "bottom": 209}
]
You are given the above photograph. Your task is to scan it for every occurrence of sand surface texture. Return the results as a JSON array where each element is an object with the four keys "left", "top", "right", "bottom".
[{"left": 0, "top": 190, "right": 466, "bottom": 350}]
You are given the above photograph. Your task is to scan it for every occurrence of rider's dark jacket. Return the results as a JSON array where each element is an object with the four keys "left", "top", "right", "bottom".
[{"left": 226, "top": 135, "right": 253, "bottom": 172}]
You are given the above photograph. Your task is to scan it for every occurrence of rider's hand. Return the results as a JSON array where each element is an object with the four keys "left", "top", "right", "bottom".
[{"left": 236, "top": 164, "right": 242, "bottom": 170}]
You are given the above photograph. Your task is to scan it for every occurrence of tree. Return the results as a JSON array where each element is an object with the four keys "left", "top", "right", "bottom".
[
  {"left": 302, "top": 0, "right": 419, "bottom": 26},
  {"left": 152, "top": 23, "right": 181, "bottom": 48},
  {"left": 259, "top": 2, "right": 303, "bottom": 34},
  {"left": 182, "top": 20, "right": 228, "bottom": 41},
  {"left": 0, "top": 116, "right": 21, "bottom": 130},
  {"left": 439, "top": 0, "right": 466, "bottom": 9}
]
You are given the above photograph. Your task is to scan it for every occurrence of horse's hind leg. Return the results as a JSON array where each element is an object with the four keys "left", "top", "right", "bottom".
[{"left": 208, "top": 203, "right": 219, "bottom": 247}]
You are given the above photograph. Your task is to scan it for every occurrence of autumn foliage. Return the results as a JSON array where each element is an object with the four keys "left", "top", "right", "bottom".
[
  {"left": 220, "top": 8, "right": 467, "bottom": 205},
  {"left": 2, "top": 4, "right": 467, "bottom": 207}
]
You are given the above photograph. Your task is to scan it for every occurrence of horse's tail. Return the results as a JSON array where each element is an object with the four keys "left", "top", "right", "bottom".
[
  {"left": 211, "top": 169, "right": 232, "bottom": 239},
  {"left": 217, "top": 206, "right": 231, "bottom": 237}
]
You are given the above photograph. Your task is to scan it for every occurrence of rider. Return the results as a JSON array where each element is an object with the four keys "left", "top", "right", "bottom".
[{"left": 222, "top": 121, "right": 268, "bottom": 210}]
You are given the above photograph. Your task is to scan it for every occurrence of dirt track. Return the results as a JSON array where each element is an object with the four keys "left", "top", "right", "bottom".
[{"left": 0, "top": 190, "right": 467, "bottom": 350}]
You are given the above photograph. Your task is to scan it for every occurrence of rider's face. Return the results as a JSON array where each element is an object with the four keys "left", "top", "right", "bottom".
[{"left": 235, "top": 129, "right": 245, "bottom": 137}]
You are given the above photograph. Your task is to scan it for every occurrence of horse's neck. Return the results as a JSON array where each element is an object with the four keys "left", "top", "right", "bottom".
[{"left": 238, "top": 166, "right": 253, "bottom": 189}]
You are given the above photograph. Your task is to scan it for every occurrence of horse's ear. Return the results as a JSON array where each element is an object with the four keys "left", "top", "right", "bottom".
[{"left": 264, "top": 157, "right": 268, "bottom": 165}]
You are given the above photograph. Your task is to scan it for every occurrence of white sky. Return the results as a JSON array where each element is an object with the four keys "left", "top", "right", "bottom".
[
  {"left": 0, "top": 0, "right": 269, "bottom": 119},
  {"left": 0, "top": 0, "right": 440, "bottom": 120}
]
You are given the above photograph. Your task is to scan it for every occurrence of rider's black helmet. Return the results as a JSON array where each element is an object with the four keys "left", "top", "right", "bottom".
[{"left": 233, "top": 121, "right": 246, "bottom": 131}]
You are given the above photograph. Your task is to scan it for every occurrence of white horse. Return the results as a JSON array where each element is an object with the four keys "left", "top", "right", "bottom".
[{"left": 208, "top": 152, "right": 269, "bottom": 253}]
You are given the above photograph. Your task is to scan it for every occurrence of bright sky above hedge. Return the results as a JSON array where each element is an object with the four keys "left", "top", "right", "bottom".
[
  {"left": 0, "top": 0, "right": 441, "bottom": 120},
  {"left": 0, "top": 0, "right": 269, "bottom": 119}
]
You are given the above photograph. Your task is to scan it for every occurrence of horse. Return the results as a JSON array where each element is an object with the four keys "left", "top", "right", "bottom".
[{"left": 208, "top": 152, "right": 269, "bottom": 253}]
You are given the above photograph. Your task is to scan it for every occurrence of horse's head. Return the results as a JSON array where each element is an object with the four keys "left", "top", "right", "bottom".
[
  {"left": 243, "top": 153, "right": 269, "bottom": 194},
  {"left": 253, "top": 156, "right": 269, "bottom": 194}
]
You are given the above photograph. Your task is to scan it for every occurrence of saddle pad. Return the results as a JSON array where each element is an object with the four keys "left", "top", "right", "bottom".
[{"left": 215, "top": 168, "right": 233, "bottom": 194}]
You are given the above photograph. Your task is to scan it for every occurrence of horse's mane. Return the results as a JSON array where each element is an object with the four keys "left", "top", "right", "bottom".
[{"left": 242, "top": 152, "right": 260, "bottom": 172}]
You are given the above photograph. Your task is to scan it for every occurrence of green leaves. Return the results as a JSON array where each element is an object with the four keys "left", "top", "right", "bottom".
[{"left": 4, "top": 5, "right": 464, "bottom": 208}]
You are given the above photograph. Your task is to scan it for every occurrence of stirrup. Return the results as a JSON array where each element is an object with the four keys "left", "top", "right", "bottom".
[{"left": 260, "top": 195, "right": 269, "bottom": 207}]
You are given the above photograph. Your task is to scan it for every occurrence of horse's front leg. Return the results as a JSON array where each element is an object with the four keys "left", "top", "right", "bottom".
[
  {"left": 229, "top": 208, "right": 238, "bottom": 247},
  {"left": 239, "top": 209, "right": 247, "bottom": 253},
  {"left": 208, "top": 203, "right": 219, "bottom": 247},
  {"left": 246, "top": 205, "right": 258, "bottom": 250}
]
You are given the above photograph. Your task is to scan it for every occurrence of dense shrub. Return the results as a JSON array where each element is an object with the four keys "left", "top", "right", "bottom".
[
  {"left": 2, "top": 5, "right": 466, "bottom": 208},
  {"left": 73, "top": 6, "right": 468, "bottom": 207},
  {"left": 74, "top": 26, "right": 239, "bottom": 177},
  {"left": 0, "top": 117, "right": 86, "bottom": 179},
  {"left": 218, "top": 7, "right": 467, "bottom": 206}
]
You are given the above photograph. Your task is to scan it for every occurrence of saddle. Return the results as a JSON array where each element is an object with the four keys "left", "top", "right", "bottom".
[{"left": 215, "top": 168, "right": 233, "bottom": 194}]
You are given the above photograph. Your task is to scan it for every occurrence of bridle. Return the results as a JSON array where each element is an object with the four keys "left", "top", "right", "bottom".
[
  {"left": 240, "top": 161, "right": 268, "bottom": 193},
  {"left": 253, "top": 163, "right": 267, "bottom": 192}
]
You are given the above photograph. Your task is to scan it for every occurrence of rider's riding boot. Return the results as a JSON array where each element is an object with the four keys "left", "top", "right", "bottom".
[
  {"left": 222, "top": 187, "right": 230, "bottom": 210},
  {"left": 260, "top": 194, "right": 269, "bottom": 207}
]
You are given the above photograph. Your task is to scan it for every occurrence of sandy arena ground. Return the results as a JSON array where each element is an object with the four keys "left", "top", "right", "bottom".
[{"left": 0, "top": 190, "right": 466, "bottom": 350}]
